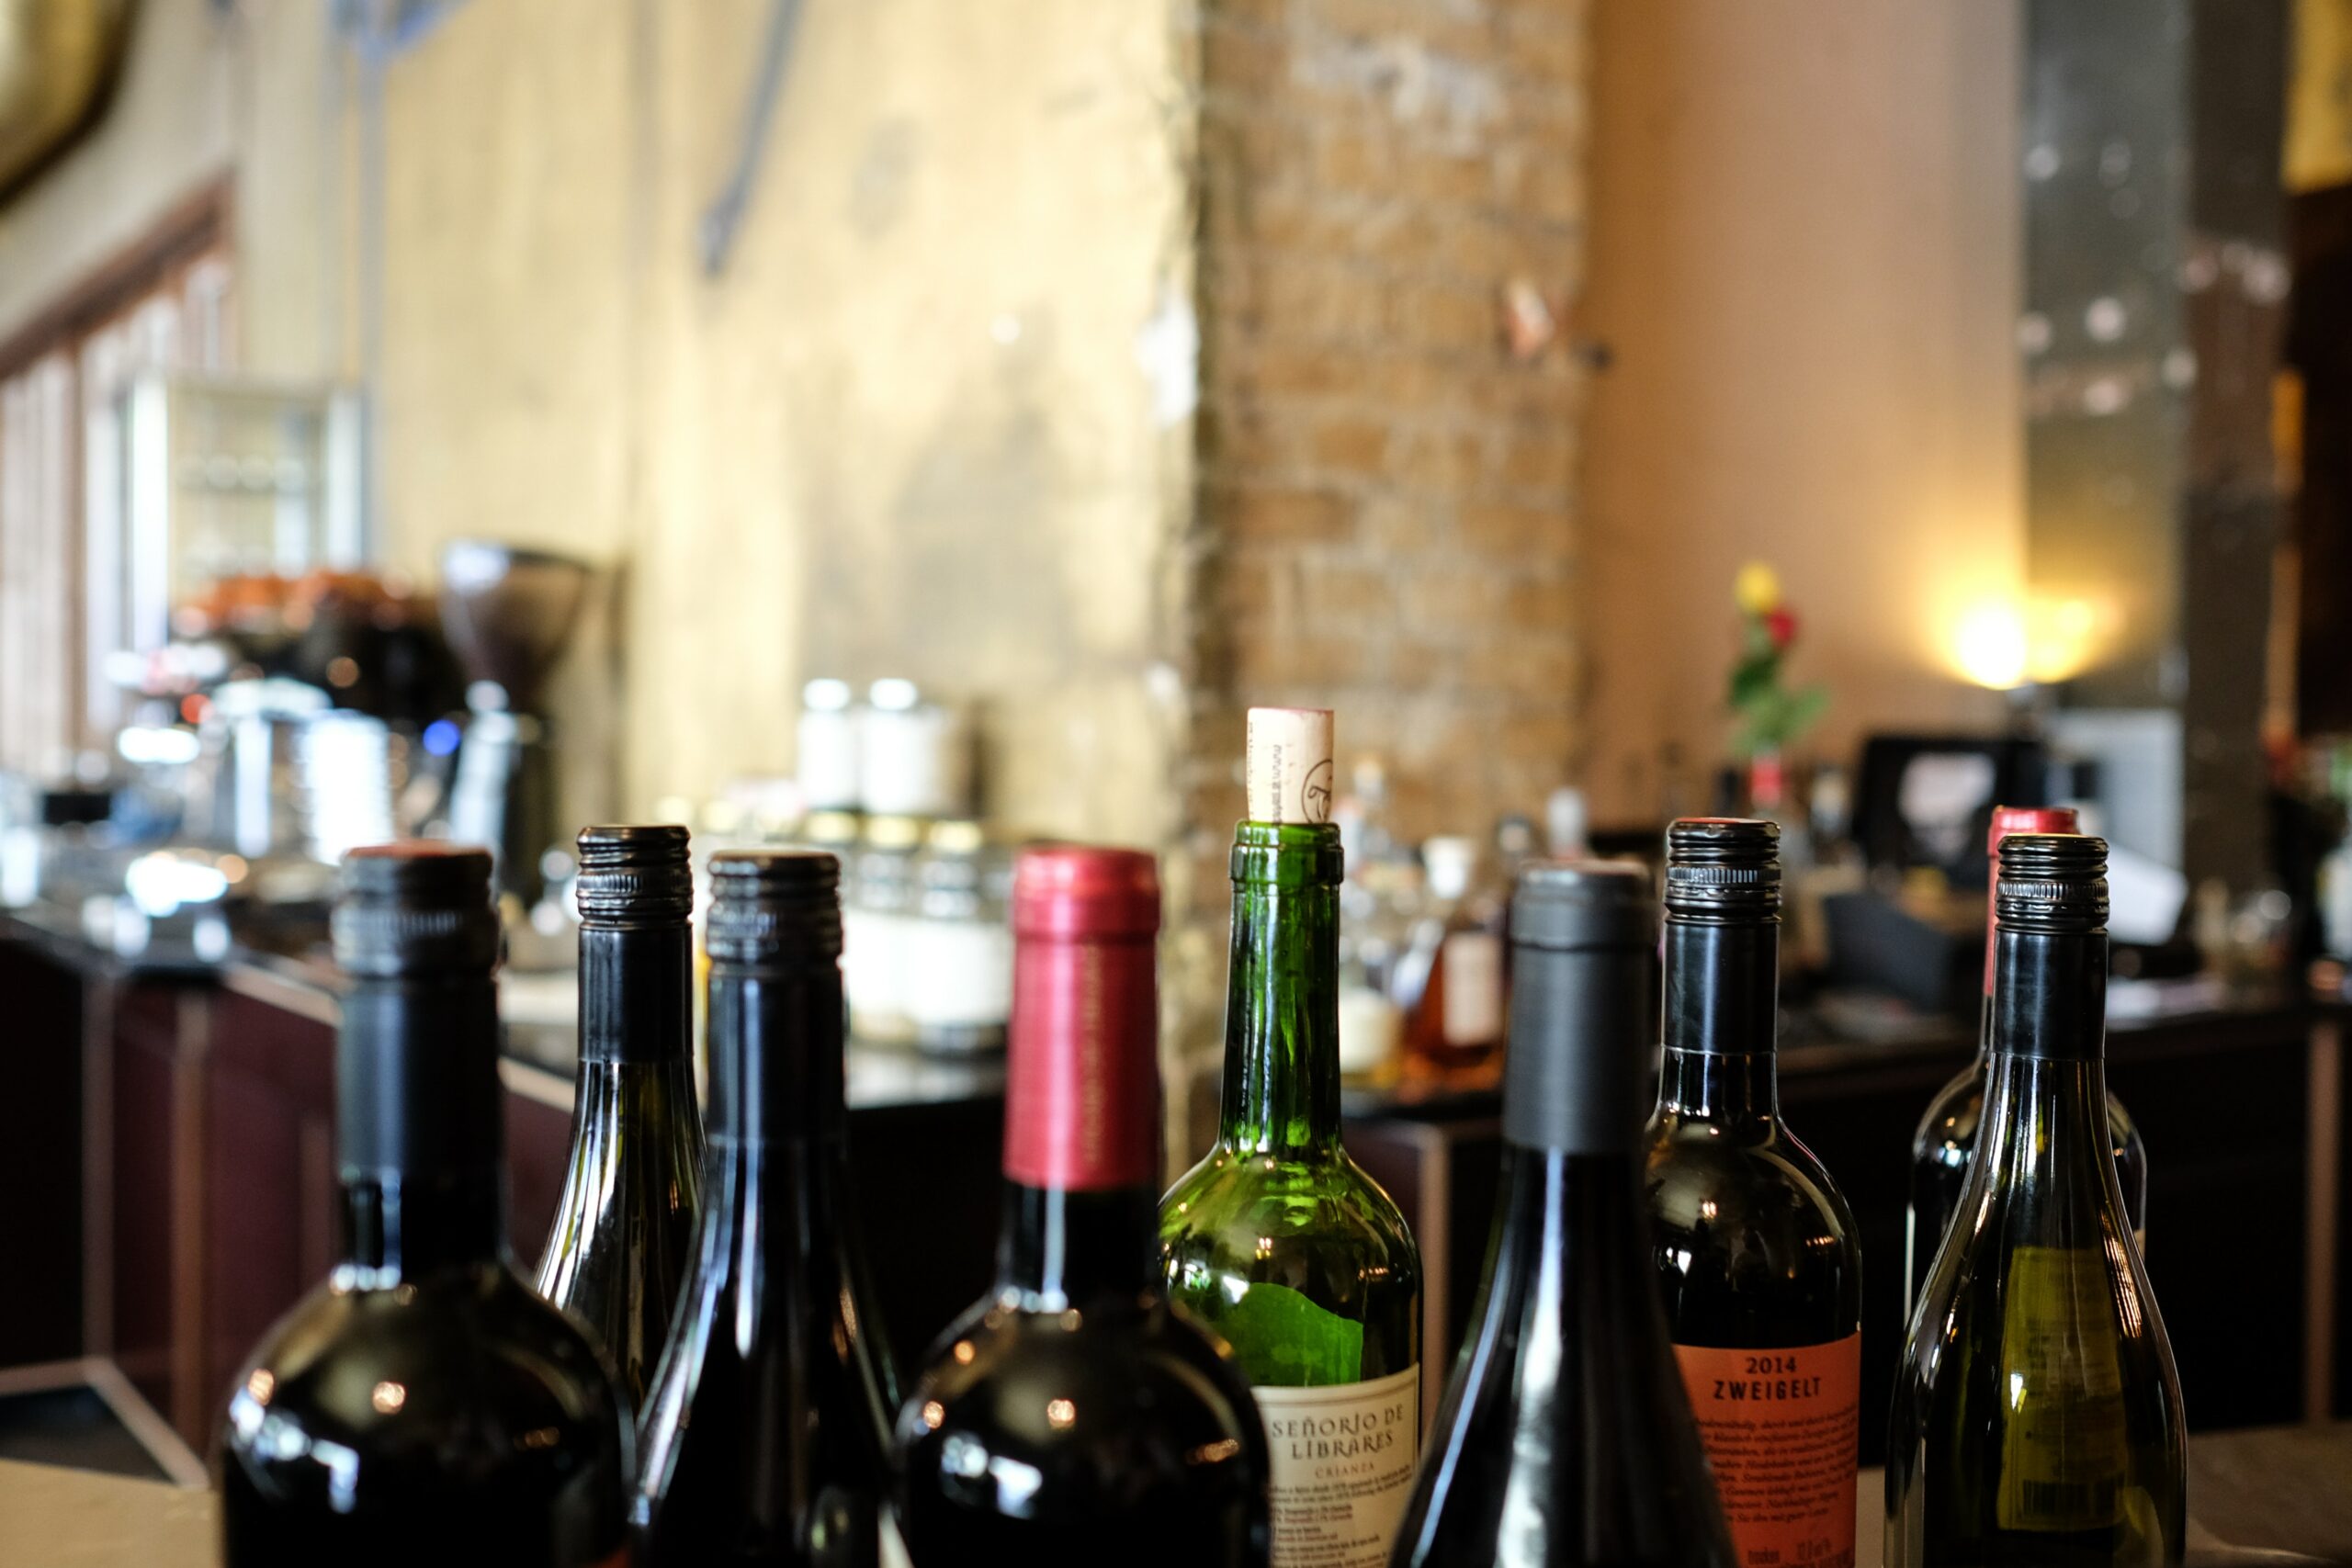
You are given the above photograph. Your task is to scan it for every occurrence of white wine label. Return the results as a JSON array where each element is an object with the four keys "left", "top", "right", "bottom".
[
  {"left": 1997, "top": 1245, "right": 2128, "bottom": 1533},
  {"left": 1440, "top": 932, "right": 1503, "bottom": 1046},
  {"left": 1253, "top": 1365, "right": 1419, "bottom": 1568},
  {"left": 1247, "top": 707, "right": 1335, "bottom": 825}
]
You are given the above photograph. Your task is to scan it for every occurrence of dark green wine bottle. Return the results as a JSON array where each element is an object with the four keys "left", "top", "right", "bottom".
[
  {"left": 1886, "top": 833, "right": 2186, "bottom": 1568},
  {"left": 1159, "top": 707, "right": 1421, "bottom": 1568},
  {"left": 534, "top": 825, "right": 706, "bottom": 1406},
  {"left": 220, "top": 845, "right": 630, "bottom": 1566}
]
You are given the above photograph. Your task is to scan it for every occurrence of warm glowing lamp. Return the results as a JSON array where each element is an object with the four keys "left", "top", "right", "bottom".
[{"left": 1951, "top": 599, "right": 2030, "bottom": 690}]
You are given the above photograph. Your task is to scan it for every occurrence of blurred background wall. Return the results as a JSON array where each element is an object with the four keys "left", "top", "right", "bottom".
[{"left": 1582, "top": 0, "right": 2024, "bottom": 827}]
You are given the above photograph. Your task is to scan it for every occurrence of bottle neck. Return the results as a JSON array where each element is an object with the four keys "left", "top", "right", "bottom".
[
  {"left": 1974, "top": 1054, "right": 2123, "bottom": 1208},
  {"left": 1991, "top": 926, "right": 2108, "bottom": 1062},
  {"left": 1219, "top": 827, "right": 1343, "bottom": 1156},
  {"left": 336, "top": 975, "right": 506, "bottom": 1280},
  {"left": 1481, "top": 1144, "right": 1654, "bottom": 1324},
  {"left": 707, "top": 964, "right": 847, "bottom": 1145},
  {"left": 578, "top": 920, "right": 693, "bottom": 1066},
  {"left": 1506, "top": 938, "right": 1652, "bottom": 1154},
  {"left": 1659, "top": 918, "right": 1780, "bottom": 1123},
  {"left": 994, "top": 1183, "right": 1159, "bottom": 1311}
]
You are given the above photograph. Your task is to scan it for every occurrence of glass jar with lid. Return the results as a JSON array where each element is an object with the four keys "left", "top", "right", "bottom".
[
  {"left": 901, "top": 819, "right": 1012, "bottom": 1057},
  {"left": 842, "top": 814, "right": 922, "bottom": 1046}
]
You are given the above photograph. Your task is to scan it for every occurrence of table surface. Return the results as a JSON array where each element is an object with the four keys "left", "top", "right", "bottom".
[{"left": 10, "top": 1424, "right": 2346, "bottom": 1566}]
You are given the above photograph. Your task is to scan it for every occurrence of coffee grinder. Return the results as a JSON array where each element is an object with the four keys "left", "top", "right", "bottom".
[{"left": 436, "top": 540, "right": 592, "bottom": 909}]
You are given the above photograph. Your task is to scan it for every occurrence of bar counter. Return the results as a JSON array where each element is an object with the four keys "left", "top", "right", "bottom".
[
  {"left": 9, "top": 1424, "right": 2348, "bottom": 1565},
  {"left": 1, "top": 899, "right": 2345, "bottom": 1483}
]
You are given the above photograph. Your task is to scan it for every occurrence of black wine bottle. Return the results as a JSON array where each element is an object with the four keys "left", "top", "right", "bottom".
[
  {"left": 1887, "top": 833, "right": 2186, "bottom": 1568},
  {"left": 534, "top": 825, "right": 706, "bottom": 1405},
  {"left": 1395, "top": 861, "right": 1736, "bottom": 1568},
  {"left": 633, "top": 850, "right": 899, "bottom": 1566},
  {"left": 1906, "top": 805, "right": 2149, "bottom": 1315},
  {"left": 220, "top": 844, "right": 630, "bottom": 1567},
  {"left": 1643, "top": 818, "right": 1861, "bottom": 1568},
  {"left": 895, "top": 846, "right": 1272, "bottom": 1565}
]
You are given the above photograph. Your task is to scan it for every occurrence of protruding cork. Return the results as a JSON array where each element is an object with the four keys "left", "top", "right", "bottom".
[{"left": 1245, "top": 706, "right": 1335, "bottom": 825}]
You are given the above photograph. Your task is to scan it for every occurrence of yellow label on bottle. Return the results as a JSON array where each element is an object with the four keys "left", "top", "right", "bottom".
[{"left": 1996, "top": 1245, "right": 2127, "bottom": 1533}]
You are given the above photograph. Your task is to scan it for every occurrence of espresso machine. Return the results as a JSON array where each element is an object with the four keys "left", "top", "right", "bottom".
[{"left": 437, "top": 540, "right": 592, "bottom": 909}]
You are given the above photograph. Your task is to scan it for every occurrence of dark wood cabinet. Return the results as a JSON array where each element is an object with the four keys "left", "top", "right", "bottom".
[
  {"left": 1345, "top": 1004, "right": 2340, "bottom": 1461},
  {"left": 0, "top": 925, "right": 1010, "bottom": 1464},
  {"left": 0, "top": 937, "right": 85, "bottom": 1370},
  {"left": 202, "top": 990, "right": 337, "bottom": 1441}
]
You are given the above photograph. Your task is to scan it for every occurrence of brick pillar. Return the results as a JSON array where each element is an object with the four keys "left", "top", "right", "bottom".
[{"left": 1169, "top": 0, "right": 1594, "bottom": 1113}]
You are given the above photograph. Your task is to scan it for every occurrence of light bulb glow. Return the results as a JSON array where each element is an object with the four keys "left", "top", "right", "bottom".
[{"left": 1951, "top": 599, "right": 2030, "bottom": 690}]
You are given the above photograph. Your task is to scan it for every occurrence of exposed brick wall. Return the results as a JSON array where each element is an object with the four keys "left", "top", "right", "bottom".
[
  {"left": 1185, "top": 0, "right": 1592, "bottom": 888},
  {"left": 1159, "top": 0, "right": 1590, "bottom": 1118}
]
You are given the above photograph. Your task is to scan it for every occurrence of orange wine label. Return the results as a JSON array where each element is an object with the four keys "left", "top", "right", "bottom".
[{"left": 1674, "top": 1334, "right": 1860, "bottom": 1568}]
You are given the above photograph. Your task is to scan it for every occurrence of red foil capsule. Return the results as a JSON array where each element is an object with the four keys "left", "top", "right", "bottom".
[
  {"left": 1003, "top": 846, "right": 1162, "bottom": 1191},
  {"left": 1984, "top": 805, "right": 2079, "bottom": 997}
]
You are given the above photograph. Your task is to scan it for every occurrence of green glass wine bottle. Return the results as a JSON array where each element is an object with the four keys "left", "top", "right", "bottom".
[
  {"left": 1886, "top": 833, "right": 2186, "bottom": 1568},
  {"left": 1159, "top": 706, "right": 1422, "bottom": 1568}
]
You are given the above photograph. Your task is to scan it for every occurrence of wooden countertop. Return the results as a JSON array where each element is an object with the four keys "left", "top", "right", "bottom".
[
  {"left": 0, "top": 1460, "right": 212, "bottom": 1567},
  {"left": 11, "top": 1426, "right": 2346, "bottom": 1566}
]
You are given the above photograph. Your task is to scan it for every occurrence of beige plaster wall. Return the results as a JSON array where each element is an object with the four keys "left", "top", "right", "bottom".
[
  {"left": 0, "top": 0, "right": 338, "bottom": 377},
  {"left": 377, "top": 0, "right": 1196, "bottom": 845},
  {"left": 1581, "top": 0, "right": 2022, "bottom": 824}
]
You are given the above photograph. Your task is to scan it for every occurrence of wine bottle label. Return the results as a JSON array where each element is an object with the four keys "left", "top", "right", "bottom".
[
  {"left": 1673, "top": 1333, "right": 1860, "bottom": 1568},
  {"left": 1247, "top": 706, "right": 1335, "bottom": 825},
  {"left": 1251, "top": 1365, "right": 1419, "bottom": 1568},
  {"left": 1996, "top": 1246, "right": 2128, "bottom": 1533},
  {"left": 1440, "top": 931, "right": 1502, "bottom": 1045}
]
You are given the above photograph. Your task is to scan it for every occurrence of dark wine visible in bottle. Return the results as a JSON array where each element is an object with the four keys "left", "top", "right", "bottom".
[
  {"left": 1906, "top": 805, "right": 2149, "bottom": 1315},
  {"left": 534, "top": 825, "right": 706, "bottom": 1405},
  {"left": 1643, "top": 819, "right": 1861, "bottom": 1568},
  {"left": 1888, "top": 833, "right": 2186, "bottom": 1567},
  {"left": 1396, "top": 860, "right": 1736, "bottom": 1568},
  {"left": 895, "top": 846, "right": 1272, "bottom": 1565},
  {"left": 633, "top": 851, "right": 899, "bottom": 1566},
  {"left": 220, "top": 845, "right": 630, "bottom": 1567}
]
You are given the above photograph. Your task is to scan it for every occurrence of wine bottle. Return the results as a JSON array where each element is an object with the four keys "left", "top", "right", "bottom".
[
  {"left": 534, "top": 825, "right": 706, "bottom": 1405},
  {"left": 220, "top": 845, "right": 630, "bottom": 1566},
  {"left": 633, "top": 851, "right": 899, "bottom": 1566},
  {"left": 1906, "top": 805, "right": 2149, "bottom": 1314},
  {"left": 1643, "top": 818, "right": 1861, "bottom": 1568},
  {"left": 895, "top": 846, "right": 1272, "bottom": 1562},
  {"left": 1887, "top": 833, "right": 2186, "bottom": 1568},
  {"left": 1159, "top": 706, "right": 1423, "bottom": 1568},
  {"left": 1395, "top": 861, "right": 1737, "bottom": 1568}
]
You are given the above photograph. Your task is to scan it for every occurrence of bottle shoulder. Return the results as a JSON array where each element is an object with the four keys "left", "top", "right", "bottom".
[
  {"left": 1644, "top": 1116, "right": 1860, "bottom": 1239},
  {"left": 1912, "top": 1061, "right": 1987, "bottom": 1157},
  {"left": 1159, "top": 1145, "right": 1420, "bottom": 1269},
  {"left": 222, "top": 1266, "right": 624, "bottom": 1469},
  {"left": 907, "top": 1296, "right": 1261, "bottom": 1439},
  {"left": 895, "top": 1299, "right": 1271, "bottom": 1551}
]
